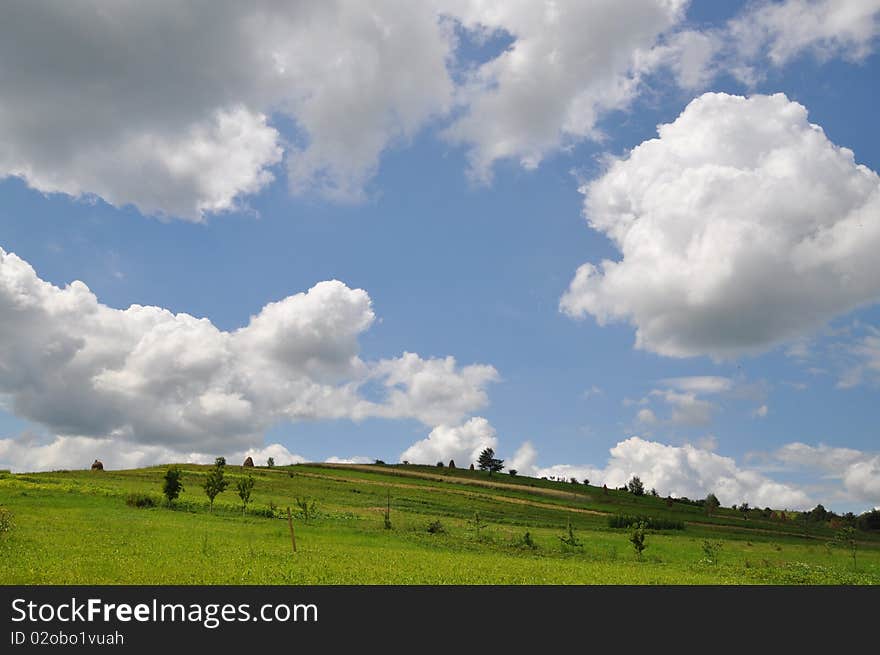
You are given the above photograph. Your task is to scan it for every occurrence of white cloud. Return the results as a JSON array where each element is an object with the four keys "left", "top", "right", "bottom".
[
  {"left": 0, "top": 1, "right": 456, "bottom": 217},
  {"left": 399, "top": 417, "right": 497, "bottom": 466},
  {"left": 562, "top": 92, "right": 880, "bottom": 359},
  {"left": 0, "top": 433, "right": 304, "bottom": 473},
  {"left": 0, "top": 246, "right": 497, "bottom": 468},
  {"left": 442, "top": 0, "right": 687, "bottom": 181},
  {"left": 537, "top": 436, "right": 811, "bottom": 508},
  {"left": 325, "top": 455, "right": 374, "bottom": 465},
  {"left": 508, "top": 441, "right": 538, "bottom": 476},
  {"left": 729, "top": 0, "right": 880, "bottom": 67},
  {"left": 771, "top": 442, "right": 880, "bottom": 507},
  {"left": 637, "top": 408, "right": 658, "bottom": 425},
  {"left": 752, "top": 404, "right": 769, "bottom": 418},
  {"left": 661, "top": 376, "right": 733, "bottom": 394}
]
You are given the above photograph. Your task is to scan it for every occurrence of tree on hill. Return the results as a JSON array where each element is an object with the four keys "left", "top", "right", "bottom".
[
  {"left": 267, "top": 457, "right": 274, "bottom": 468},
  {"left": 627, "top": 476, "right": 645, "bottom": 496},
  {"left": 477, "top": 447, "right": 504, "bottom": 476},
  {"left": 162, "top": 467, "right": 184, "bottom": 506},
  {"left": 236, "top": 475, "right": 255, "bottom": 515},
  {"left": 705, "top": 493, "right": 720, "bottom": 517},
  {"left": 204, "top": 459, "right": 229, "bottom": 512}
]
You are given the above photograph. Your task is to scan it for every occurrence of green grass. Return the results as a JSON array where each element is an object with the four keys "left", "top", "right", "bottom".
[{"left": 0, "top": 463, "right": 878, "bottom": 584}]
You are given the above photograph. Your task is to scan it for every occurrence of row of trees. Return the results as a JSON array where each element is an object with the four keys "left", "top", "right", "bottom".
[{"left": 162, "top": 457, "right": 256, "bottom": 514}]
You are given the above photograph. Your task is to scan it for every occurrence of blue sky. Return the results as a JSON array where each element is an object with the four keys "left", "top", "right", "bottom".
[{"left": 0, "top": 1, "right": 878, "bottom": 512}]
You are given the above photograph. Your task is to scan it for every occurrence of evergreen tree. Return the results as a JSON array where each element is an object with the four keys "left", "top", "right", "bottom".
[{"left": 477, "top": 447, "right": 505, "bottom": 476}]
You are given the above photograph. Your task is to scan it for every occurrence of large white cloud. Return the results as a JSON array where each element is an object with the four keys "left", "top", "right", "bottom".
[
  {"left": 561, "top": 92, "right": 880, "bottom": 359},
  {"left": 0, "top": 1, "right": 456, "bottom": 217},
  {"left": 771, "top": 442, "right": 880, "bottom": 507},
  {"left": 0, "top": 246, "right": 497, "bottom": 466},
  {"left": 399, "top": 416, "right": 497, "bottom": 466},
  {"left": 0, "top": 433, "right": 306, "bottom": 473},
  {"left": 443, "top": 0, "right": 687, "bottom": 181},
  {"left": 536, "top": 436, "right": 811, "bottom": 509}
]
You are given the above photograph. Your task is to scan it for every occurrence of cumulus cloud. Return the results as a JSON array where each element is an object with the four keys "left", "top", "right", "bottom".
[
  {"left": 399, "top": 416, "right": 497, "bottom": 466},
  {"left": 729, "top": 0, "right": 880, "bottom": 67},
  {"left": 0, "top": 1, "right": 456, "bottom": 217},
  {"left": 508, "top": 441, "right": 539, "bottom": 476},
  {"left": 0, "top": 432, "right": 305, "bottom": 473},
  {"left": 561, "top": 92, "right": 880, "bottom": 359},
  {"left": 771, "top": 442, "right": 880, "bottom": 507},
  {"left": 536, "top": 436, "right": 811, "bottom": 508},
  {"left": 0, "top": 246, "right": 497, "bottom": 469},
  {"left": 443, "top": 0, "right": 687, "bottom": 181}
]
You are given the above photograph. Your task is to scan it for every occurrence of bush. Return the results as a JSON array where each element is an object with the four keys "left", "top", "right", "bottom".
[
  {"left": 0, "top": 507, "right": 14, "bottom": 534},
  {"left": 162, "top": 467, "right": 184, "bottom": 505},
  {"left": 629, "top": 522, "right": 647, "bottom": 559},
  {"left": 427, "top": 519, "right": 445, "bottom": 534},
  {"left": 608, "top": 514, "right": 684, "bottom": 530},
  {"left": 558, "top": 521, "right": 582, "bottom": 548},
  {"left": 519, "top": 530, "right": 537, "bottom": 550},
  {"left": 295, "top": 497, "right": 318, "bottom": 521},
  {"left": 125, "top": 493, "right": 157, "bottom": 509}
]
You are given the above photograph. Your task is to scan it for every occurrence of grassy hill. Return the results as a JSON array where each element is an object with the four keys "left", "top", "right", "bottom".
[{"left": 1, "top": 462, "right": 878, "bottom": 584}]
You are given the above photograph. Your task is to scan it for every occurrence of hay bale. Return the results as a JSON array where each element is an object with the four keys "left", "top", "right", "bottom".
[{"left": 91, "top": 459, "right": 104, "bottom": 471}]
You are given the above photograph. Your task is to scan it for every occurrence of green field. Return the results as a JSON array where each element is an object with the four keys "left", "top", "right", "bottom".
[{"left": 1, "top": 463, "right": 878, "bottom": 584}]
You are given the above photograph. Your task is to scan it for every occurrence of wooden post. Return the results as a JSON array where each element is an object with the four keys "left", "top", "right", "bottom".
[{"left": 286, "top": 506, "right": 297, "bottom": 553}]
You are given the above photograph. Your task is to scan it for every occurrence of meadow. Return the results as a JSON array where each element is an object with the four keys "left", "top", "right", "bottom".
[{"left": 0, "top": 462, "right": 878, "bottom": 585}]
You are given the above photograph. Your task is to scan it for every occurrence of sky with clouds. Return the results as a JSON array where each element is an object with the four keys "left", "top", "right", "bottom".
[{"left": 0, "top": 0, "right": 878, "bottom": 513}]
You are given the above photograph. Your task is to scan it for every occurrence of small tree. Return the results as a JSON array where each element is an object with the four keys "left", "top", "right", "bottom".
[
  {"left": 508, "top": 469, "right": 518, "bottom": 476},
  {"left": 477, "top": 447, "right": 505, "bottom": 476},
  {"left": 705, "top": 492, "right": 720, "bottom": 517},
  {"left": 295, "top": 497, "right": 318, "bottom": 522},
  {"left": 267, "top": 457, "right": 275, "bottom": 468},
  {"left": 627, "top": 476, "right": 645, "bottom": 496},
  {"left": 203, "top": 459, "right": 229, "bottom": 512},
  {"left": 469, "top": 511, "right": 488, "bottom": 539},
  {"left": 558, "top": 520, "right": 582, "bottom": 548},
  {"left": 629, "top": 521, "right": 647, "bottom": 559},
  {"left": 162, "top": 467, "right": 184, "bottom": 506},
  {"left": 583, "top": 478, "right": 589, "bottom": 486},
  {"left": 236, "top": 475, "right": 255, "bottom": 515}
]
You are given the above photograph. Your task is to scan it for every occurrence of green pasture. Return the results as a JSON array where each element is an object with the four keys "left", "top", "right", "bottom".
[{"left": 0, "top": 464, "right": 877, "bottom": 584}]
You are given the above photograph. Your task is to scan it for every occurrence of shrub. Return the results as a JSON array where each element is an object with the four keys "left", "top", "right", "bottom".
[
  {"left": 162, "top": 467, "right": 184, "bottom": 506},
  {"left": 436, "top": 461, "right": 444, "bottom": 467},
  {"left": 558, "top": 521, "right": 582, "bottom": 549},
  {"left": 608, "top": 514, "right": 684, "bottom": 531},
  {"left": 0, "top": 507, "right": 14, "bottom": 534},
  {"left": 125, "top": 493, "right": 157, "bottom": 509},
  {"left": 468, "top": 511, "right": 488, "bottom": 538},
  {"left": 519, "top": 531, "right": 537, "bottom": 550},
  {"left": 427, "top": 519, "right": 445, "bottom": 534},
  {"left": 295, "top": 497, "right": 318, "bottom": 521},
  {"left": 629, "top": 522, "right": 647, "bottom": 559},
  {"left": 508, "top": 469, "right": 518, "bottom": 476}
]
